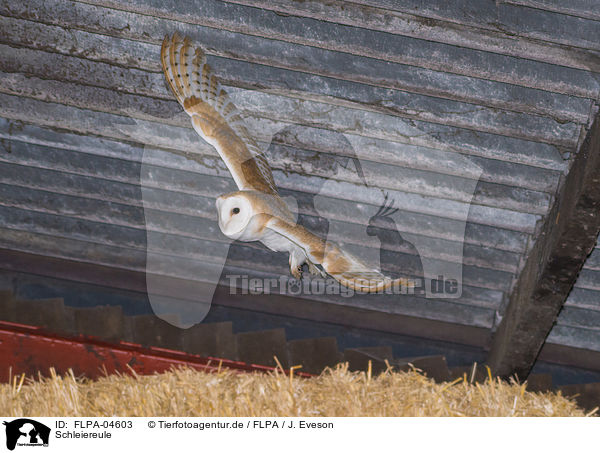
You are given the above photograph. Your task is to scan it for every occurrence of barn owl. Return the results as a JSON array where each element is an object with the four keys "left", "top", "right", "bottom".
[{"left": 161, "top": 33, "right": 411, "bottom": 293}]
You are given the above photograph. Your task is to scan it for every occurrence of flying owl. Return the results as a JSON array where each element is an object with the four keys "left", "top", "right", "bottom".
[{"left": 160, "top": 33, "right": 410, "bottom": 293}]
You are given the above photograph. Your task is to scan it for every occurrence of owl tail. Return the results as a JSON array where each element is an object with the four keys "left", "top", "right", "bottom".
[
  {"left": 330, "top": 272, "right": 415, "bottom": 294},
  {"left": 320, "top": 242, "right": 415, "bottom": 294}
]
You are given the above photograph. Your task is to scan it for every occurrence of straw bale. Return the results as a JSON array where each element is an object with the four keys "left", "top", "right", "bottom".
[{"left": 0, "top": 365, "right": 592, "bottom": 417}]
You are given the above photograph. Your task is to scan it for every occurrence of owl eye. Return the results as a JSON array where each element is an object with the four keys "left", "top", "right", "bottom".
[{"left": 232, "top": 207, "right": 240, "bottom": 215}]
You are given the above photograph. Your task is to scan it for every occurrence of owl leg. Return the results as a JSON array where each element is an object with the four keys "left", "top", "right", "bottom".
[{"left": 289, "top": 250, "right": 305, "bottom": 280}]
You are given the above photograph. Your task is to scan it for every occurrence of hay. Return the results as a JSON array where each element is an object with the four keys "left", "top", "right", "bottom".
[{"left": 0, "top": 364, "right": 592, "bottom": 417}]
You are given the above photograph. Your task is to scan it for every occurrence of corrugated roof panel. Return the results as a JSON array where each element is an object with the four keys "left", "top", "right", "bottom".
[
  {"left": 0, "top": 140, "right": 517, "bottom": 292},
  {"left": 552, "top": 236, "right": 600, "bottom": 351},
  {"left": 0, "top": 94, "right": 547, "bottom": 230},
  {"left": 0, "top": 0, "right": 598, "bottom": 349},
  {"left": 207, "top": 0, "right": 600, "bottom": 71},
  {"left": 46, "top": 0, "right": 600, "bottom": 95},
  {"left": 0, "top": 118, "right": 531, "bottom": 254},
  {"left": 547, "top": 325, "right": 600, "bottom": 352},
  {"left": 0, "top": 8, "right": 595, "bottom": 120},
  {"left": 342, "top": 0, "right": 600, "bottom": 51},
  {"left": 0, "top": 222, "right": 499, "bottom": 326},
  {"left": 505, "top": 0, "right": 600, "bottom": 21}
]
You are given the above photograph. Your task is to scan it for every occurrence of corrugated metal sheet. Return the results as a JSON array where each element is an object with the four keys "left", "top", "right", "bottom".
[
  {"left": 551, "top": 238, "right": 600, "bottom": 352},
  {"left": 0, "top": 0, "right": 598, "bottom": 346}
]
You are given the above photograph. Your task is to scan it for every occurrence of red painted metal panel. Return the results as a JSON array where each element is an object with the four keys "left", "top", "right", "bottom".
[{"left": 0, "top": 321, "right": 312, "bottom": 381}]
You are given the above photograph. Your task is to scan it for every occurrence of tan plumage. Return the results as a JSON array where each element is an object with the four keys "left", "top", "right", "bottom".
[{"left": 161, "top": 33, "right": 410, "bottom": 293}]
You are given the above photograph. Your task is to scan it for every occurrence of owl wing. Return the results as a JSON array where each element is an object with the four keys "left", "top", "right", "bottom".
[
  {"left": 266, "top": 217, "right": 410, "bottom": 293},
  {"left": 161, "top": 33, "right": 278, "bottom": 195}
]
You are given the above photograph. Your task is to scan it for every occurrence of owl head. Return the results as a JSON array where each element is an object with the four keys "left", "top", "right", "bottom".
[{"left": 215, "top": 192, "right": 254, "bottom": 240}]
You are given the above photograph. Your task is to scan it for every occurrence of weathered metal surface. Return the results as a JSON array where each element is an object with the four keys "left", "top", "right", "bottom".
[
  {"left": 505, "top": 0, "right": 600, "bottom": 21},
  {"left": 0, "top": 0, "right": 598, "bottom": 355},
  {"left": 547, "top": 325, "right": 600, "bottom": 352},
  {"left": 0, "top": 231, "right": 499, "bottom": 327},
  {"left": 0, "top": 66, "right": 581, "bottom": 146},
  {"left": 0, "top": 203, "right": 513, "bottom": 296},
  {"left": 0, "top": 117, "right": 562, "bottom": 195},
  {"left": 218, "top": 0, "right": 600, "bottom": 72},
  {"left": 0, "top": 193, "right": 519, "bottom": 282},
  {"left": 0, "top": 85, "right": 569, "bottom": 174},
  {"left": 49, "top": 0, "right": 600, "bottom": 97},
  {"left": 0, "top": 97, "right": 545, "bottom": 232},
  {"left": 0, "top": 209, "right": 507, "bottom": 302},
  {"left": 0, "top": 134, "right": 552, "bottom": 220},
  {"left": 0, "top": 121, "right": 531, "bottom": 256},
  {"left": 343, "top": 0, "right": 600, "bottom": 52},
  {"left": 0, "top": 8, "right": 594, "bottom": 122},
  {"left": 551, "top": 239, "right": 600, "bottom": 352}
]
